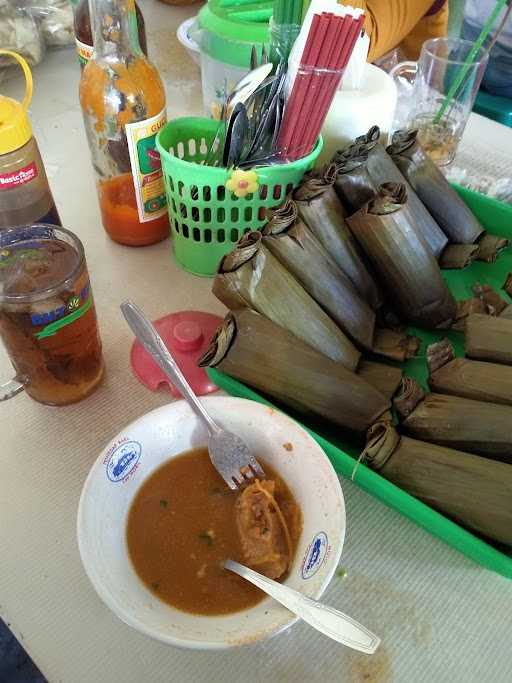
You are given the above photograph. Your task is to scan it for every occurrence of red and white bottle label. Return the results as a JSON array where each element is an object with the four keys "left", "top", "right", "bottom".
[
  {"left": 0, "top": 162, "right": 38, "bottom": 189},
  {"left": 76, "top": 38, "right": 94, "bottom": 66}
]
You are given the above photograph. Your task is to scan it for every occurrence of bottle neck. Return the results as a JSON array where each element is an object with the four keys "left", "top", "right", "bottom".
[{"left": 91, "top": 0, "right": 141, "bottom": 58}]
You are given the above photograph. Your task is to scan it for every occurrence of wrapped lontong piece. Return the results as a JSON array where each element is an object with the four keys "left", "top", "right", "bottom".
[
  {"left": 427, "top": 338, "right": 512, "bottom": 406},
  {"left": 395, "top": 377, "right": 512, "bottom": 464},
  {"left": 294, "top": 165, "right": 383, "bottom": 309},
  {"left": 388, "top": 129, "right": 509, "bottom": 262},
  {"left": 362, "top": 420, "right": 512, "bottom": 546},
  {"left": 347, "top": 183, "right": 457, "bottom": 329},
  {"left": 465, "top": 313, "right": 512, "bottom": 365},
  {"left": 330, "top": 146, "right": 376, "bottom": 215},
  {"left": 199, "top": 309, "right": 390, "bottom": 434},
  {"left": 262, "top": 198, "right": 376, "bottom": 350},
  {"left": 335, "top": 126, "right": 448, "bottom": 259},
  {"left": 439, "top": 244, "right": 479, "bottom": 270},
  {"left": 212, "top": 231, "right": 361, "bottom": 370}
]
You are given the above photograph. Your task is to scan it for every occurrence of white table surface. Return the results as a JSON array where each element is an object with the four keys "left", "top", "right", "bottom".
[{"left": 2, "top": 3, "right": 512, "bottom": 682}]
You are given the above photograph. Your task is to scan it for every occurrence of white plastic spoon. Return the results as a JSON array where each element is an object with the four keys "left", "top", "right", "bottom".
[{"left": 225, "top": 560, "right": 380, "bottom": 654}]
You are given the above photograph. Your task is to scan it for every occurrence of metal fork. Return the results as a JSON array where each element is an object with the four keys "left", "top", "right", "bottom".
[{"left": 121, "top": 301, "right": 265, "bottom": 489}]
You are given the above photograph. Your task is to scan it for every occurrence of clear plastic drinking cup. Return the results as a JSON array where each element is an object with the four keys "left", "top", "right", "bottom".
[{"left": 391, "top": 38, "right": 489, "bottom": 166}]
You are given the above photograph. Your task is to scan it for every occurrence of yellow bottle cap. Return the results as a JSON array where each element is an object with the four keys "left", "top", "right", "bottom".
[{"left": 0, "top": 50, "right": 33, "bottom": 155}]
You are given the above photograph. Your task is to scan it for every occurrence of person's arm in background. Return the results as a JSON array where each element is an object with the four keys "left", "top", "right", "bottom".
[{"left": 357, "top": 0, "right": 449, "bottom": 61}]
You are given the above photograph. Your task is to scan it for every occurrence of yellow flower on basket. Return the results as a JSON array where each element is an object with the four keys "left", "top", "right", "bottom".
[
  {"left": 211, "top": 101, "right": 223, "bottom": 121},
  {"left": 225, "top": 169, "right": 259, "bottom": 198}
]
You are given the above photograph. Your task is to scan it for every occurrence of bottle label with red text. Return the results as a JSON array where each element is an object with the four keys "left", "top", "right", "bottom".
[
  {"left": 76, "top": 38, "right": 94, "bottom": 67},
  {"left": 0, "top": 162, "right": 38, "bottom": 190},
  {"left": 125, "top": 108, "right": 168, "bottom": 223}
]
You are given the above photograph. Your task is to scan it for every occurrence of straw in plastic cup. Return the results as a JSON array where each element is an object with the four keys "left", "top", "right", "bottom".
[
  {"left": 392, "top": 38, "right": 488, "bottom": 166},
  {"left": 434, "top": 0, "right": 508, "bottom": 123}
]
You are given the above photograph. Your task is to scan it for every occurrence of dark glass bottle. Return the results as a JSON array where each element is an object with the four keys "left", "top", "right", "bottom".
[{"left": 73, "top": 0, "right": 147, "bottom": 68}]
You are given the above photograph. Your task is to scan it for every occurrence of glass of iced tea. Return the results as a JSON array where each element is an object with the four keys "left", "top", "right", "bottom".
[{"left": 0, "top": 224, "right": 104, "bottom": 405}]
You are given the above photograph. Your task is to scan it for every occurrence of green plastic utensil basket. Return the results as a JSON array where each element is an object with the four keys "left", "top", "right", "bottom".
[{"left": 156, "top": 117, "right": 322, "bottom": 277}]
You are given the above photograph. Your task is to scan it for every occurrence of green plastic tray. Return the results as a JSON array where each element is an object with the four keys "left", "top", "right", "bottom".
[
  {"left": 208, "top": 184, "right": 512, "bottom": 579},
  {"left": 474, "top": 91, "right": 512, "bottom": 129}
]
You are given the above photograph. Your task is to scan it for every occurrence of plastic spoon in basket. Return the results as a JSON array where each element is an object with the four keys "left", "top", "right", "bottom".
[
  {"left": 225, "top": 560, "right": 381, "bottom": 654},
  {"left": 121, "top": 301, "right": 265, "bottom": 489}
]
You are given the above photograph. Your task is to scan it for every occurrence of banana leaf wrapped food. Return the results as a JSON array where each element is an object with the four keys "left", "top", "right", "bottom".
[
  {"left": 465, "top": 313, "right": 512, "bottom": 365},
  {"left": 362, "top": 421, "right": 512, "bottom": 546},
  {"left": 452, "top": 283, "right": 510, "bottom": 331},
  {"left": 331, "top": 147, "right": 376, "bottom": 215},
  {"left": 199, "top": 309, "right": 390, "bottom": 434},
  {"left": 372, "top": 328, "right": 421, "bottom": 363},
  {"left": 472, "top": 282, "right": 508, "bottom": 315},
  {"left": 353, "top": 126, "right": 404, "bottom": 186},
  {"left": 477, "top": 233, "right": 510, "bottom": 263},
  {"left": 502, "top": 273, "right": 512, "bottom": 297},
  {"left": 439, "top": 244, "right": 479, "bottom": 270},
  {"left": 212, "top": 231, "right": 361, "bottom": 370},
  {"left": 393, "top": 376, "right": 425, "bottom": 419},
  {"left": 340, "top": 127, "right": 449, "bottom": 259},
  {"left": 451, "top": 297, "right": 488, "bottom": 332},
  {"left": 388, "top": 130, "right": 509, "bottom": 263},
  {"left": 293, "top": 166, "right": 383, "bottom": 309},
  {"left": 357, "top": 359, "right": 403, "bottom": 400},
  {"left": 427, "top": 338, "right": 512, "bottom": 406},
  {"left": 262, "top": 199, "right": 376, "bottom": 350},
  {"left": 500, "top": 305, "right": 512, "bottom": 320},
  {"left": 347, "top": 183, "right": 457, "bottom": 329},
  {"left": 395, "top": 378, "right": 512, "bottom": 464}
]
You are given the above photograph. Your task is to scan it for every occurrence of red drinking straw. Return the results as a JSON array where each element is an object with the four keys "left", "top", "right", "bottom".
[
  {"left": 280, "top": 11, "right": 329, "bottom": 150},
  {"left": 288, "top": 13, "right": 341, "bottom": 152},
  {"left": 298, "top": 14, "right": 349, "bottom": 154},
  {"left": 302, "top": 14, "right": 364, "bottom": 152},
  {"left": 278, "top": 9, "right": 365, "bottom": 161},
  {"left": 276, "top": 13, "right": 324, "bottom": 152},
  {"left": 339, "top": 14, "right": 365, "bottom": 69},
  {"left": 278, "top": 12, "right": 332, "bottom": 157}
]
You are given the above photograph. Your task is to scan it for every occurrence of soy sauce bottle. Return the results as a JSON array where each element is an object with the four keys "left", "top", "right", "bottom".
[
  {"left": 73, "top": 0, "right": 147, "bottom": 68},
  {"left": 0, "top": 50, "right": 61, "bottom": 229}
]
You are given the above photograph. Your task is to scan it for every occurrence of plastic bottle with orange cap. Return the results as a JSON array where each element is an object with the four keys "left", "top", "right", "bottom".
[{"left": 0, "top": 50, "right": 61, "bottom": 229}]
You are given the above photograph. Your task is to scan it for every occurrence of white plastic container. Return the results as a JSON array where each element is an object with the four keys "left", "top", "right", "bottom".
[
  {"left": 192, "top": 3, "right": 270, "bottom": 119},
  {"left": 319, "top": 63, "right": 397, "bottom": 165},
  {"left": 199, "top": 49, "right": 249, "bottom": 119},
  {"left": 176, "top": 16, "right": 200, "bottom": 67}
]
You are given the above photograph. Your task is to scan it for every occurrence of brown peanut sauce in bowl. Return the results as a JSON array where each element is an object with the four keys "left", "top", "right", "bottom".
[{"left": 127, "top": 447, "right": 302, "bottom": 616}]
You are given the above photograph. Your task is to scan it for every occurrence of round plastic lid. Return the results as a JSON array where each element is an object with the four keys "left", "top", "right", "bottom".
[
  {"left": 197, "top": 2, "right": 271, "bottom": 67},
  {"left": 130, "top": 310, "right": 223, "bottom": 397},
  {"left": 198, "top": 0, "right": 272, "bottom": 40}
]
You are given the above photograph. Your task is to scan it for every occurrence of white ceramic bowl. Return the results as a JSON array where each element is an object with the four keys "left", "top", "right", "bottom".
[
  {"left": 177, "top": 16, "right": 200, "bottom": 67},
  {"left": 77, "top": 397, "right": 345, "bottom": 650}
]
